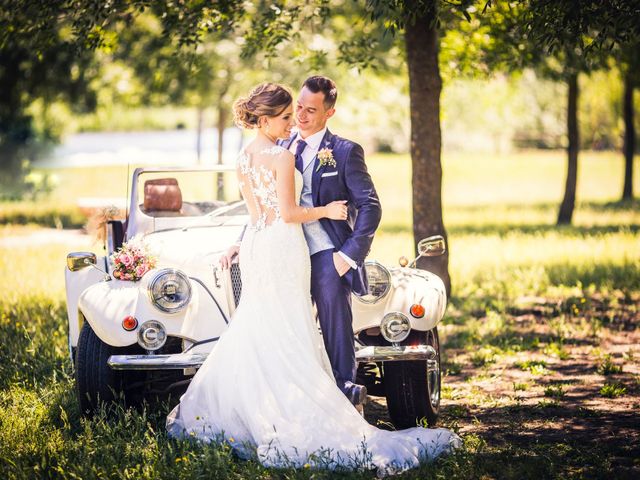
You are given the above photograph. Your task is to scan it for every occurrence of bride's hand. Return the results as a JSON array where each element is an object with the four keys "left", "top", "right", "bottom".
[
  {"left": 219, "top": 244, "right": 240, "bottom": 270},
  {"left": 325, "top": 200, "right": 348, "bottom": 220}
]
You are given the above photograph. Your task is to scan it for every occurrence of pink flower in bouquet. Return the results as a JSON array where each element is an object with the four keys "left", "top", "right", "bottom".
[
  {"left": 135, "top": 264, "right": 147, "bottom": 278},
  {"left": 123, "top": 272, "right": 133, "bottom": 280},
  {"left": 121, "top": 253, "right": 134, "bottom": 267}
]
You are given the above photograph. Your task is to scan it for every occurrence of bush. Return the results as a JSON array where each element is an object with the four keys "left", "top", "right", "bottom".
[{"left": 0, "top": 202, "right": 85, "bottom": 229}]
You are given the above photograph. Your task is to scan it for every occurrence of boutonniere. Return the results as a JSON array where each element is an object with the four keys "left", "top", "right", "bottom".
[{"left": 316, "top": 148, "right": 336, "bottom": 172}]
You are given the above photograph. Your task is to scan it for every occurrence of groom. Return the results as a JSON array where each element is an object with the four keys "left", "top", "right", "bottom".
[
  {"left": 287, "top": 75, "right": 381, "bottom": 406},
  {"left": 226, "top": 76, "right": 381, "bottom": 406}
]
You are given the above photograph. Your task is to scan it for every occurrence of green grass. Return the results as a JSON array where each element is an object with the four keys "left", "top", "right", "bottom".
[
  {"left": 599, "top": 382, "right": 627, "bottom": 398},
  {"left": 1, "top": 149, "right": 638, "bottom": 478},
  {"left": 544, "top": 384, "right": 566, "bottom": 400},
  {"left": 597, "top": 355, "right": 624, "bottom": 375}
]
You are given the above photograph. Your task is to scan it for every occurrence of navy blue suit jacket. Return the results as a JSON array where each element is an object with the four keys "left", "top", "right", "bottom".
[{"left": 284, "top": 129, "right": 382, "bottom": 296}]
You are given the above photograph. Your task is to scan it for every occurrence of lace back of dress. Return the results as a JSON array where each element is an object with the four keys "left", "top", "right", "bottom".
[{"left": 237, "top": 146, "right": 285, "bottom": 231}]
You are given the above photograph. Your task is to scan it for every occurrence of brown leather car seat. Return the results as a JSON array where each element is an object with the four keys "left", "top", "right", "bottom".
[{"left": 143, "top": 178, "right": 183, "bottom": 213}]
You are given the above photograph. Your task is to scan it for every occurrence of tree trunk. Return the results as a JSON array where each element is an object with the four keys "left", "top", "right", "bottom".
[
  {"left": 622, "top": 71, "right": 635, "bottom": 200},
  {"left": 216, "top": 103, "right": 227, "bottom": 201},
  {"left": 196, "top": 106, "right": 204, "bottom": 165},
  {"left": 405, "top": 9, "right": 451, "bottom": 295},
  {"left": 557, "top": 73, "right": 579, "bottom": 225}
]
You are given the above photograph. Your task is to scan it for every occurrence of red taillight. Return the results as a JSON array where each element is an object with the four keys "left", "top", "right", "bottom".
[
  {"left": 122, "top": 315, "right": 138, "bottom": 331},
  {"left": 410, "top": 304, "right": 425, "bottom": 318}
]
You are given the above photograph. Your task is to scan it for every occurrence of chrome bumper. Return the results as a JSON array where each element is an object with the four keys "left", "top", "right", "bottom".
[
  {"left": 355, "top": 344, "right": 437, "bottom": 363},
  {"left": 108, "top": 352, "right": 209, "bottom": 370},
  {"left": 108, "top": 345, "right": 436, "bottom": 371}
]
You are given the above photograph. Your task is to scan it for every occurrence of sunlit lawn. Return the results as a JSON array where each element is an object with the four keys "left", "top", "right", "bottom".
[{"left": 0, "top": 149, "right": 638, "bottom": 479}]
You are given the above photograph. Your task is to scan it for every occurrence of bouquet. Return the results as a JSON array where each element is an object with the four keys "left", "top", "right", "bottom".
[{"left": 110, "top": 235, "right": 157, "bottom": 281}]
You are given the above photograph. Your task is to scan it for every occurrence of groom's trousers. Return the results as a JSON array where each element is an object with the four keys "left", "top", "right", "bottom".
[{"left": 310, "top": 248, "right": 356, "bottom": 395}]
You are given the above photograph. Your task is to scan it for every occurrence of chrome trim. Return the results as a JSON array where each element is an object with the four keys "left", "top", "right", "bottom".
[
  {"left": 108, "top": 352, "right": 209, "bottom": 370},
  {"left": 355, "top": 261, "right": 391, "bottom": 304},
  {"left": 107, "top": 345, "right": 437, "bottom": 370},
  {"left": 147, "top": 268, "right": 192, "bottom": 313},
  {"left": 137, "top": 320, "right": 167, "bottom": 350},
  {"left": 189, "top": 276, "right": 229, "bottom": 324},
  {"left": 67, "top": 252, "right": 96, "bottom": 271},
  {"left": 417, "top": 235, "right": 446, "bottom": 257},
  {"left": 355, "top": 345, "right": 437, "bottom": 363},
  {"left": 380, "top": 312, "right": 411, "bottom": 343}
]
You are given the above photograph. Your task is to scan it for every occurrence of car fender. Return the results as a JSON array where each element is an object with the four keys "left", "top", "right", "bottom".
[
  {"left": 78, "top": 269, "right": 229, "bottom": 347},
  {"left": 353, "top": 267, "right": 447, "bottom": 333},
  {"left": 65, "top": 258, "right": 109, "bottom": 349}
]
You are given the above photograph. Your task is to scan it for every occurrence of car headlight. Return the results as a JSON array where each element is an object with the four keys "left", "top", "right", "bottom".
[
  {"left": 137, "top": 320, "right": 167, "bottom": 350},
  {"left": 380, "top": 312, "right": 411, "bottom": 343},
  {"left": 148, "top": 268, "right": 192, "bottom": 313},
  {"left": 357, "top": 261, "right": 391, "bottom": 304}
]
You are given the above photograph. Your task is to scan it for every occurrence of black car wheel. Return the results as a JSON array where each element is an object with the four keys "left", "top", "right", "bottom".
[
  {"left": 383, "top": 328, "right": 441, "bottom": 428},
  {"left": 75, "top": 321, "right": 140, "bottom": 414}
]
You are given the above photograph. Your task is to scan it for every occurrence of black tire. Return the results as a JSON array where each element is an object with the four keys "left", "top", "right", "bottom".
[
  {"left": 75, "top": 321, "right": 132, "bottom": 414},
  {"left": 384, "top": 328, "right": 441, "bottom": 428}
]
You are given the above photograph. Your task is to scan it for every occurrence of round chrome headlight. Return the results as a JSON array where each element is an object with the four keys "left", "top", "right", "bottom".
[
  {"left": 380, "top": 312, "right": 411, "bottom": 344},
  {"left": 148, "top": 268, "right": 192, "bottom": 313},
  {"left": 357, "top": 261, "right": 391, "bottom": 304},
  {"left": 137, "top": 320, "right": 167, "bottom": 350}
]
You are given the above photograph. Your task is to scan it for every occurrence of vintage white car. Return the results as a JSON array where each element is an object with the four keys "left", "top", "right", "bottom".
[{"left": 65, "top": 166, "right": 447, "bottom": 428}]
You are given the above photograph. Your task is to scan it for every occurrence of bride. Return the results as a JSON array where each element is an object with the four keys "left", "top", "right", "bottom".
[{"left": 166, "top": 83, "right": 460, "bottom": 475}]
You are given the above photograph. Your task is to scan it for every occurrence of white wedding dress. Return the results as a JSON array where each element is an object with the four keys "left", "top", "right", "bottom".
[{"left": 166, "top": 145, "right": 460, "bottom": 476}]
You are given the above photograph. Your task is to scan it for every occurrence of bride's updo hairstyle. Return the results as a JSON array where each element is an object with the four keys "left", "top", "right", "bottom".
[{"left": 232, "top": 83, "right": 292, "bottom": 129}]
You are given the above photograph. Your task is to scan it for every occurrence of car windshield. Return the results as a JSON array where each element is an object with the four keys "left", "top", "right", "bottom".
[{"left": 137, "top": 170, "right": 247, "bottom": 231}]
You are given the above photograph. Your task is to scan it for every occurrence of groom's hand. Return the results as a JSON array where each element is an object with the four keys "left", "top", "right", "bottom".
[
  {"left": 332, "top": 252, "right": 351, "bottom": 277},
  {"left": 220, "top": 244, "right": 240, "bottom": 270}
]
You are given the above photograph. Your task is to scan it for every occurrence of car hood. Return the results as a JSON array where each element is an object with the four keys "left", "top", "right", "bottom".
[{"left": 142, "top": 224, "right": 244, "bottom": 270}]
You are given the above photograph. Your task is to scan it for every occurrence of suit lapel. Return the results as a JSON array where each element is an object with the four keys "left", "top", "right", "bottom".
[{"left": 312, "top": 129, "right": 335, "bottom": 205}]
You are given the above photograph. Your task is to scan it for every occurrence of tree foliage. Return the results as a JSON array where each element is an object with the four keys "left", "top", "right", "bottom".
[{"left": 0, "top": 0, "right": 100, "bottom": 198}]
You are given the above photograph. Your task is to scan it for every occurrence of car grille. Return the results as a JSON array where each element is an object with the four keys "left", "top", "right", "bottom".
[{"left": 230, "top": 263, "right": 242, "bottom": 307}]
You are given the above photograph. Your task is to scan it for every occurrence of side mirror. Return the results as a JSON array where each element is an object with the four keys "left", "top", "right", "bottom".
[
  {"left": 67, "top": 252, "right": 97, "bottom": 271},
  {"left": 67, "top": 252, "right": 111, "bottom": 281},
  {"left": 417, "top": 235, "right": 446, "bottom": 257}
]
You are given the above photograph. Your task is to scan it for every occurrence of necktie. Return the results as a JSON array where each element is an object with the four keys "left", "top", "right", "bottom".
[{"left": 294, "top": 139, "right": 307, "bottom": 173}]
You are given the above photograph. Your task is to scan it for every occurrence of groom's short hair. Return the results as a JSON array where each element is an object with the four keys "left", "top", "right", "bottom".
[{"left": 303, "top": 76, "right": 337, "bottom": 109}]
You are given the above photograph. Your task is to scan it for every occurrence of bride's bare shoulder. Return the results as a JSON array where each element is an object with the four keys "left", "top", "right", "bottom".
[{"left": 261, "top": 146, "right": 294, "bottom": 167}]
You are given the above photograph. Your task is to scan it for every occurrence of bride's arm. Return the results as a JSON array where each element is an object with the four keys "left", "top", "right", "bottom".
[{"left": 275, "top": 151, "right": 347, "bottom": 223}]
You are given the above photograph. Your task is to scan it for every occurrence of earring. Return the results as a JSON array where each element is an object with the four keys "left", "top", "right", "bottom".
[{"left": 266, "top": 122, "right": 270, "bottom": 132}]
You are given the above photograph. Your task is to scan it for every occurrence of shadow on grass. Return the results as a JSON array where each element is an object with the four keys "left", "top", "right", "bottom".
[
  {"left": 435, "top": 394, "right": 640, "bottom": 479},
  {"left": 582, "top": 198, "right": 640, "bottom": 212},
  {"left": 382, "top": 222, "right": 640, "bottom": 237},
  {"left": 442, "top": 199, "right": 640, "bottom": 214},
  {"left": 456, "top": 402, "right": 640, "bottom": 456},
  {"left": 381, "top": 198, "right": 640, "bottom": 236},
  {"left": 447, "top": 261, "right": 640, "bottom": 314},
  {"left": 443, "top": 327, "right": 597, "bottom": 352},
  {"left": 544, "top": 262, "right": 640, "bottom": 292}
]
